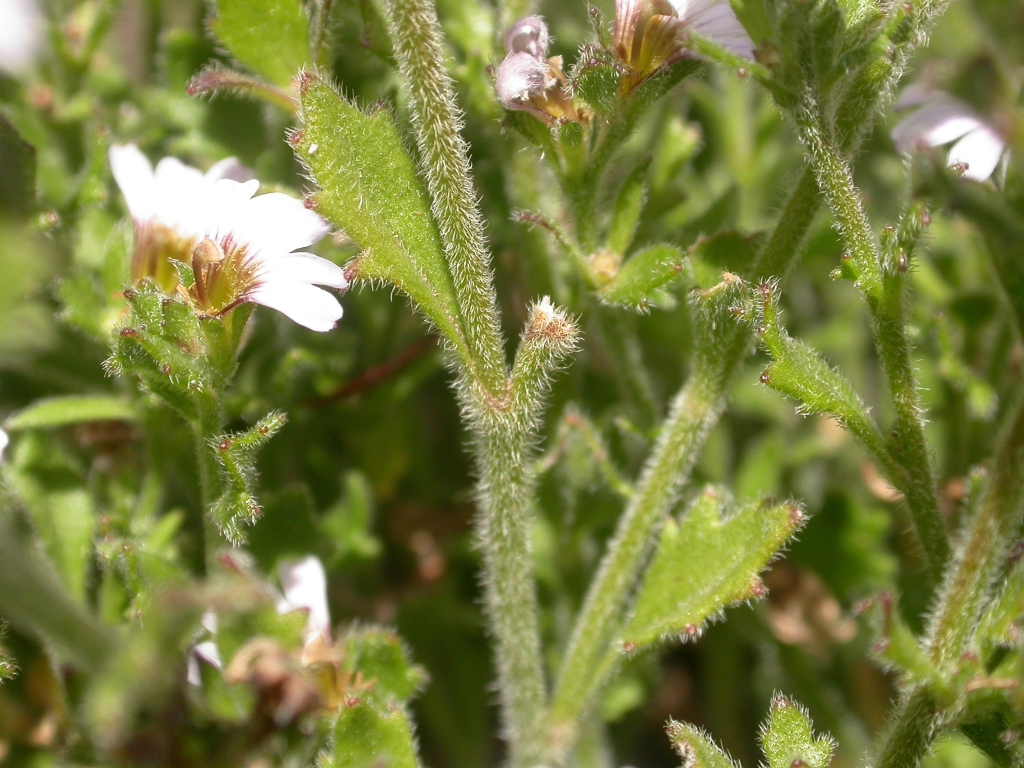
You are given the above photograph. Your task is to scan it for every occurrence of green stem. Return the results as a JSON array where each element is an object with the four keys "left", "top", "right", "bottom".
[
  {"left": 796, "top": 106, "right": 949, "bottom": 578},
  {"left": 926, "top": 392, "right": 1024, "bottom": 669},
  {"left": 466, "top": 308, "right": 579, "bottom": 768},
  {"left": 549, "top": 167, "right": 822, "bottom": 755},
  {"left": 0, "top": 512, "right": 115, "bottom": 673},
  {"left": 872, "top": 687, "right": 944, "bottom": 768},
  {"left": 593, "top": 304, "right": 659, "bottom": 427},
  {"left": 386, "top": 0, "right": 508, "bottom": 394},
  {"left": 193, "top": 405, "right": 227, "bottom": 574}
]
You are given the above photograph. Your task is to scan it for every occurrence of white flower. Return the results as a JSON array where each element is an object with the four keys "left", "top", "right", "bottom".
[
  {"left": 892, "top": 88, "right": 1007, "bottom": 183},
  {"left": 0, "top": 427, "right": 8, "bottom": 461},
  {"left": 276, "top": 555, "right": 331, "bottom": 644},
  {"left": 109, "top": 144, "right": 348, "bottom": 332},
  {"left": 0, "top": 0, "right": 42, "bottom": 75}
]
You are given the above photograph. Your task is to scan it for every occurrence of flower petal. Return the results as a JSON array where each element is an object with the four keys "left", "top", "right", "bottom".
[
  {"left": 948, "top": 126, "right": 1006, "bottom": 182},
  {"left": 278, "top": 556, "right": 332, "bottom": 641},
  {"left": 496, "top": 51, "right": 549, "bottom": 109},
  {"left": 672, "top": 0, "right": 754, "bottom": 59},
  {"left": 892, "top": 99, "right": 982, "bottom": 152},
  {"left": 205, "top": 157, "right": 254, "bottom": 184},
  {"left": 0, "top": 427, "right": 8, "bottom": 462},
  {"left": 109, "top": 145, "right": 157, "bottom": 223},
  {"left": 231, "top": 193, "right": 330, "bottom": 258},
  {"left": 249, "top": 281, "right": 344, "bottom": 332},
  {"left": 254, "top": 253, "right": 349, "bottom": 289}
]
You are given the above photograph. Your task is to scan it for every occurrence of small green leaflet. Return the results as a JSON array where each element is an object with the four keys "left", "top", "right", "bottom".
[
  {"left": 295, "top": 74, "right": 468, "bottom": 364},
  {"left": 5, "top": 395, "right": 137, "bottom": 431},
  {"left": 667, "top": 721, "right": 741, "bottom": 768},
  {"left": 759, "top": 693, "right": 837, "bottom": 768},
  {"left": 598, "top": 244, "right": 687, "bottom": 312},
  {"left": 620, "top": 488, "right": 803, "bottom": 650},
  {"left": 209, "top": 0, "right": 311, "bottom": 88}
]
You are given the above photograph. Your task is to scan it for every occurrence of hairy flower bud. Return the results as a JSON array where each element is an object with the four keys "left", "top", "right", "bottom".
[
  {"left": 496, "top": 17, "right": 588, "bottom": 125},
  {"left": 504, "top": 15, "right": 550, "bottom": 58}
]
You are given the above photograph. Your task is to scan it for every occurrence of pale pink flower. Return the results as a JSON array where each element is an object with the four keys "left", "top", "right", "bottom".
[{"left": 892, "top": 88, "right": 1007, "bottom": 183}]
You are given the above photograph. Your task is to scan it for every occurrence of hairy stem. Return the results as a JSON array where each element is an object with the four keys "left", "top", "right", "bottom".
[
  {"left": 872, "top": 687, "right": 944, "bottom": 768},
  {"left": 386, "top": 0, "right": 507, "bottom": 393},
  {"left": 0, "top": 513, "right": 115, "bottom": 672},
  {"left": 193, "top": 405, "right": 227, "bottom": 574},
  {"left": 549, "top": 167, "right": 822, "bottom": 755},
  {"left": 466, "top": 307, "right": 579, "bottom": 768},
  {"left": 927, "top": 392, "right": 1024, "bottom": 668},
  {"left": 796, "top": 106, "right": 949, "bottom": 578}
]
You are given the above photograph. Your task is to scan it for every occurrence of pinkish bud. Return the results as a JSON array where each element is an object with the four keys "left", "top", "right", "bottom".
[
  {"left": 504, "top": 15, "right": 550, "bottom": 58},
  {"left": 495, "top": 51, "right": 548, "bottom": 112}
]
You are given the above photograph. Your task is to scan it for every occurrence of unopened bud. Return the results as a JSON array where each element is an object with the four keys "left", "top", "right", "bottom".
[{"left": 504, "top": 15, "right": 550, "bottom": 58}]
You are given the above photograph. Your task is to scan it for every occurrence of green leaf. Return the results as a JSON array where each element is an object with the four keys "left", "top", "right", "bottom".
[
  {"left": 0, "top": 116, "right": 36, "bottom": 218},
  {"left": 859, "top": 593, "right": 943, "bottom": 688},
  {"left": 340, "top": 625, "right": 427, "bottom": 705},
  {"left": 607, "top": 160, "right": 650, "bottom": 257},
  {"left": 751, "top": 280, "right": 888, "bottom": 459},
  {"left": 598, "top": 244, "right": 687, "bottom": 312},
  {"left": 295, "top": 74, "right": 468, "bottom": 360},
  {"left": 5, "top": 395, "right": 137, "bottom": 431},
  {"left": 667, "top": 721, "right": 741, "bottom": 768},
  {"left": 620, "top": 488, "right": 803, "bottom": 649},
  {"left": 209, "top": 0, "right": 311, "bottom": 88},
  {"left": 211, "top": 411, "right": 288, "bottom": 545},
  {"left": 759, "top": 694, "right": 837, "bottom": 768},
  {"left": 978, "top": 551, "right": 1024, "bottom": 652},
  {"left": 326, "top": 700, "right": 421, "bottom": 768}
]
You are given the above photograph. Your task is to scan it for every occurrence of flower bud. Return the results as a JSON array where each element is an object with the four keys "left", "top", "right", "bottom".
[{"left": 504, "top": 15, "right": 549, "bottom": 58}]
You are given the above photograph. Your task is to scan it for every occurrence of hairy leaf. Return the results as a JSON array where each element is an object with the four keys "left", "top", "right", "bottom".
[
  {"left": 620, "top": 488, "right": 803, "bottom": 649},
  {"left": 759, "top": 694, "right": 836, "bottom": 768},
  {"left": 327, "top": 700, "right": 421, "bottom": 768},
  {"left": 667, "top": 721, "right": 741, "bottom": 768},
  {"left": 607, "top": 160, "right": 650, "bottom": 257},
  {"left": 210, "top": 0, "right": 311, "bottom": 88},
  {"left": 295, "top": 74, "right": 467, "bottom": 360},
  {"left": 598, "top": 244, "right": 687, "bottom": 312},
  {"left": 341, "top": 625, "right": 427, "bottom": 705},
  {"left": 0, "top": 116, "right": 36, "bottom": 217}
]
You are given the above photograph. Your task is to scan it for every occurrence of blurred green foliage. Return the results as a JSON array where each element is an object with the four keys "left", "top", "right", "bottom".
[{"left": 0, "top": 0, "right": 1022, "bottom": 767}]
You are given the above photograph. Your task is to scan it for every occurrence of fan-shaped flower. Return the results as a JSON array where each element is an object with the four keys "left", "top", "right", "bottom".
[
  {"left": 495, "top": 16, "right": 587, "bottom": 125},
  {"left": 109, "top": 144, "right": 348, "bottom": 332},
  {"left": 615, "top": 0, "right": 754, "bottom": 90},
  {"left": 0, "top": 0, "right": 42, "bottom": 75},
  {"left": 892, "top": 87, "right": 1007, "bottom": 183}
]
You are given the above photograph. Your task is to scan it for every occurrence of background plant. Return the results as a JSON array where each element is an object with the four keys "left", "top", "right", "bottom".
[{"left": 0, "top": 0, "right": 1023, "bottom": 767}]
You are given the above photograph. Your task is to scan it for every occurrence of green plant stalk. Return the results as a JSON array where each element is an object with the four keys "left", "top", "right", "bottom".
[
  {"left": 549, "top": 167, "right": 823, "bottom": 753},
  {"left": 464, "top": 306, "right": 579, "bottom": 768},
  {"left": 795, "top": 106, "right": 949, "bottom": 578},
  {"left": 593, "top": 303, "right": 659, "bottom": 426},
  {"left": 193, "top": 403, "right": 228, "bottom": 574},
  {"left": 872, "top": 687, "right": 945, "bottom": 768},
  {"left": 386, "top": 0, "right": 507, "bottom": 394},
  {"left": 0, "top": 512, "right": 115, "bottom": 673},
  {"left": 927, "top": 392, "right": 1024, "bottom": 669},
  {"left": 870, "top": 394, "right": 1024, "bottom": 767},
  {"left": 470, "top": 394, "right": 549, "bottom": 767}
]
